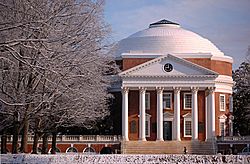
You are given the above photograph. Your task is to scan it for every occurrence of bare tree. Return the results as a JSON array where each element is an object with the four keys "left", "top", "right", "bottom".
[{"left": 0, "top": 0, "right": 116, "bottom": 153}]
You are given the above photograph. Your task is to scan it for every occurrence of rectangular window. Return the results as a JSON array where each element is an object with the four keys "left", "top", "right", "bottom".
[
  {"left": 145, "top": 120, "right": 149, "bottom": 136},
  {"left": 220, "top": 121, "right": 225, "bottom": 136},
  {"left": 145, "top": 93, "right": 150, "bottom": 110},
  {"left": 184, "top": 93, "right": 192, "bottom": 109},
  {"left": 220, "top": 94, "right": 225, "bottom": 111},
  {"left": 184, "top": 120, "right": 192, "bottom": 137},
  {"left": 163, "top": 93, "right": 172, "bottom": 109},
  {"left": 145, "top": 115, "right": 151, "bottom": 137}
]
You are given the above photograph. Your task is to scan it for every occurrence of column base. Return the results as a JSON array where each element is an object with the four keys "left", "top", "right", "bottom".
[
  {"left": 123, "top": 138, "right": 129, "bottom": 141},
  {"left": 156, "top": 138, "right": 164, "bottom": 141},
  {"left": 139, "top": 138, "right": 147, "bottom": 141}
]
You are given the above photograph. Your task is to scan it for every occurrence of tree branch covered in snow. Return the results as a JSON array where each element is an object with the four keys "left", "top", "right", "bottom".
[{"left": 0, "top": 0, "right": 117, "bottom": 135}]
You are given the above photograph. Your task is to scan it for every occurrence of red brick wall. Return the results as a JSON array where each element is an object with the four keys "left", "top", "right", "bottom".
[
  {"left": 128, "top": 90, "right": 139, "bottom": 140},
  {"left": 122, "top": 57, "right": 232, "bottom": 76},
  {"left": 127, "top": 90, "right": 207, "bottom": 141},
  {"left": 146, "top": 91, "right": 157, "bottom": 141},
  {"left": 122, "top": 58, "right": 152, "bottom": 70},
  {"left": 215, "top": 92, "right": 231, "bottom": 136},
  {"left": 5, "top": 143, "right": 120, "bottom": 153},
  {"left": 185, "top": 58, "right": 232, "bottom": 76}
]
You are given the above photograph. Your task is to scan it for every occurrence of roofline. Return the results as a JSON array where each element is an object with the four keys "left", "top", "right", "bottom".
[
  {"left": 118, "top": 52, "right": 233, "bottom": 63},
  {"left": 119, "top": 54, "right": 219, "bottom": 76}
]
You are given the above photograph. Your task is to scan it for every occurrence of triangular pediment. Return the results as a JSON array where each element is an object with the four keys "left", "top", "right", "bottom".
[
  {"left": 119, "top": 54, "right": 218, "bottom": 77},
  {"left": 219, "top": 114, "right": 227, "bottom": 120},
  {"left": 183, "top": 113, "right": 192, "bottom": 118},
  {"left": 163, "top": 111, "right": 174, "bottom": 118}
]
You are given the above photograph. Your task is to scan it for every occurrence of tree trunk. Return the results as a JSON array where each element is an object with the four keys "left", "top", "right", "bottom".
[
  {"left": 12, "top": 111, "right": 19, "bottom": 154},
  {"left": 41, "top": 133, "right": 48, "bottom": 154},
  {"left": 51, "top": 132, "right": 57, "bottom": 154},
  {"left": 31, "top": 132, "right": 40, "bottom": 154},
  {"left": 20, "top": 118, "right": 29, "bottom": 153},
  {"left": 1, "top": 133, "right": 7, "bottom": 154},
  {"left": 32, "top": 118, "right": 41, "bottom": 154}
]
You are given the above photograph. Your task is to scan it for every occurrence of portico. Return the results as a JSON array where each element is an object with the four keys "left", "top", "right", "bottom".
[
  {"left": 121, "top": 85, "right": 216, "bottom": 142},
  {"left": 120, "top": 54, "right": 219, "bottom": 142}
]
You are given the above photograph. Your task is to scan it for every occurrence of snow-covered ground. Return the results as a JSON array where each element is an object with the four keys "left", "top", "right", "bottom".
[{"left": 1, "top": 154, "right": 249, "bottom": 164}]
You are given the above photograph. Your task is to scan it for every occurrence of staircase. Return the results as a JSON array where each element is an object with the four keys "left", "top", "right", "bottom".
[{"left": 121, "top": 140, "right": 216, "bottom": 154}]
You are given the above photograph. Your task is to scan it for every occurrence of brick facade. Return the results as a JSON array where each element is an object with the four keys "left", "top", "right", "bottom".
[{"left": 122, "top": 57, "right": 232, "bottom": 141}]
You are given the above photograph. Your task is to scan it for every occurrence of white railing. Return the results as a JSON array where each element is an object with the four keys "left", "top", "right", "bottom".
[
  {"left": 1, "top": 135, "right": 122, "bottom": 143},
  {"left": 217, "top": 136, "right": 250, "bottom": 141}
]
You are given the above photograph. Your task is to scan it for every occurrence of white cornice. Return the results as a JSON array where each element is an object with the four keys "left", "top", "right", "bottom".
[
  {"left": 215, "top": 75, "right": 234, "bottom": 85},
  {"left": 211, "top": 55, "right": 233, "bottom": 63},
  {"left": 119, "top": 54, "right": 219, "bottom": 77},
  {"left": 120, "top": 52, "right": 233, "bottom": 63}
]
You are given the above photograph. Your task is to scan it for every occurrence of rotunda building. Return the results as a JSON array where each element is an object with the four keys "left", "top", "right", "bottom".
[{"left": 112, "top": 19, "right": 234, "bottom": 154}]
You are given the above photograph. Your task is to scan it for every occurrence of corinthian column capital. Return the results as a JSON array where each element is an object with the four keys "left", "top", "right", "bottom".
[
  {"left": 207, "top": 87, "right": 215, "bottom": 94},
  {"left": 156, "top": 87, "right": 164, "bottom": 94},
  {"left": 139, "top": 87, "right": 146, "bottom": 94},
  {"left": 173, "top": 87, "right": 181, "bottom": 94},
  {"left": 121, "top": 87, "right": 129, "bottom": 94},
  {"left": 191, "top": 87, "right": 199, "bottom": 93}
]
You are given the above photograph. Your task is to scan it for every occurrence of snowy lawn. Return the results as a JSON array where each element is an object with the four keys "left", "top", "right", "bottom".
[{"left": 1, "top": 154, "right": 250, "bottom": 164}]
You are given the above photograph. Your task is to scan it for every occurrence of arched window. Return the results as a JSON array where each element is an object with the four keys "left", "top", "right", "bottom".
[
  {"left": 83, "top": 147, "right": 96, "bottom": 154},
  {"left": 48, "top": 147, "right": 61, "bottom": 154},
  {"left": 37, "top": 147, "right": 42, "bottom": 154},
  {"left": 66, "top": 147, "right": 78, "bottom": 153}
]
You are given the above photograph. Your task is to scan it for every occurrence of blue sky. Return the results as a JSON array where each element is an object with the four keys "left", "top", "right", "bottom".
[{"left": 104, "top": 0, "right": 250, "bottom": 69}]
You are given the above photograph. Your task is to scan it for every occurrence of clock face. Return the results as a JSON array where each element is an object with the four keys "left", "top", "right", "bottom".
[{"left": 164, "top": 63, "right": 173, "bottom": 72}]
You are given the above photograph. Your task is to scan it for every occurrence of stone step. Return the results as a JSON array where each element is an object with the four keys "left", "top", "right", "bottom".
[{"left": 122, "top": 141, "right": 216, "bottom": 154}]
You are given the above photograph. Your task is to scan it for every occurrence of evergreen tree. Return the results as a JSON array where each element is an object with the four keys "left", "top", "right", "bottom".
[{"left": 233, "top": 61, "right": 250, "bottom": 135}]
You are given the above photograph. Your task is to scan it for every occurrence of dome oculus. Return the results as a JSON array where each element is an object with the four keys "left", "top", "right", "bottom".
[{"left": 164, "top": 63, "right": 173, "bottom": 72}]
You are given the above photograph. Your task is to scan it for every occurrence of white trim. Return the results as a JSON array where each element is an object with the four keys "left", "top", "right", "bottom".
[
  {"left": 163, "top": 111, "right": 174, "bottom": 139},
  {"left": 66, "top": 147, "right": 78, "bottom": 153},
  {"left": 184, "top": 117, "right": 192, "bottom": 137},
  {"left": 219, "top": 119, "right": 226, "bottom": 137},
  {"left": 184, "top": 93, "right": 192, "bottom": 110},
  {"left": 163, "top": 111, "right": 174, "bottom": 121},
  {"left": 121, "top": 52, "right": 162, "bottom": 58},
  {"left": 121, "top": 53, "right": 233, "bottom": 63},
  {"left": 119, "top": 54, "right": 219, "bottom": 76},
  {"left": 219, "top": 94, "right": 226, "bottom": 111},
  {"left": 183, "top": 113, "right": 192, "bottom": 137},
  {"left": 48, "top": 147, "right": 61, "bottom": 154},
  {"left": 145, "top": 92, "right": 150, "bottom": 110},
  {"left": 146, "top": 113, "right": 151, "bottom": 137},
  {"left": 211, "top": 55, "right": 233, "bottom": 63},
  {"left": 83, "top": 147, "right": 96, "bottom": 153},
  {"left": 163, "top": 92, "right": 172, "bottom": 109}
]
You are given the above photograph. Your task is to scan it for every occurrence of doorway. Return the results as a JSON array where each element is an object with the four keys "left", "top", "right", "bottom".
[{"left": 163, "top": 121, "right": 172, "bottom": 140}]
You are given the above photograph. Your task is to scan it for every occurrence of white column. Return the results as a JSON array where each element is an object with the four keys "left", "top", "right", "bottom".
[
  {"left": 156, "top": 87, "right": 164, "bottom": 141},
  {"left": 191, "top": 87, "right": 199, "bottom": 140},
  {"left": 122, "top": 87, "right": 129, "bottom": 141},
  {"left": 174, "top": 87, "right": 181, "bottom": 141},
  {"left": 207, "top": 87, "right": 215, "bottom": 140},
  {"left": 209, "top": 87, "right": 216, "bottom": 139},
  {"left": 139, "top": 87, "right": 146, "bottom": 141},
  {"left": 205, "top": 92, "right": 209, "bottom": 141}
]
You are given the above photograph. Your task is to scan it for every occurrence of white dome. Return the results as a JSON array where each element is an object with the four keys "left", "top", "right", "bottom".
[{"left": 115, "top": 20, "right": 224, "bottom": 57}]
